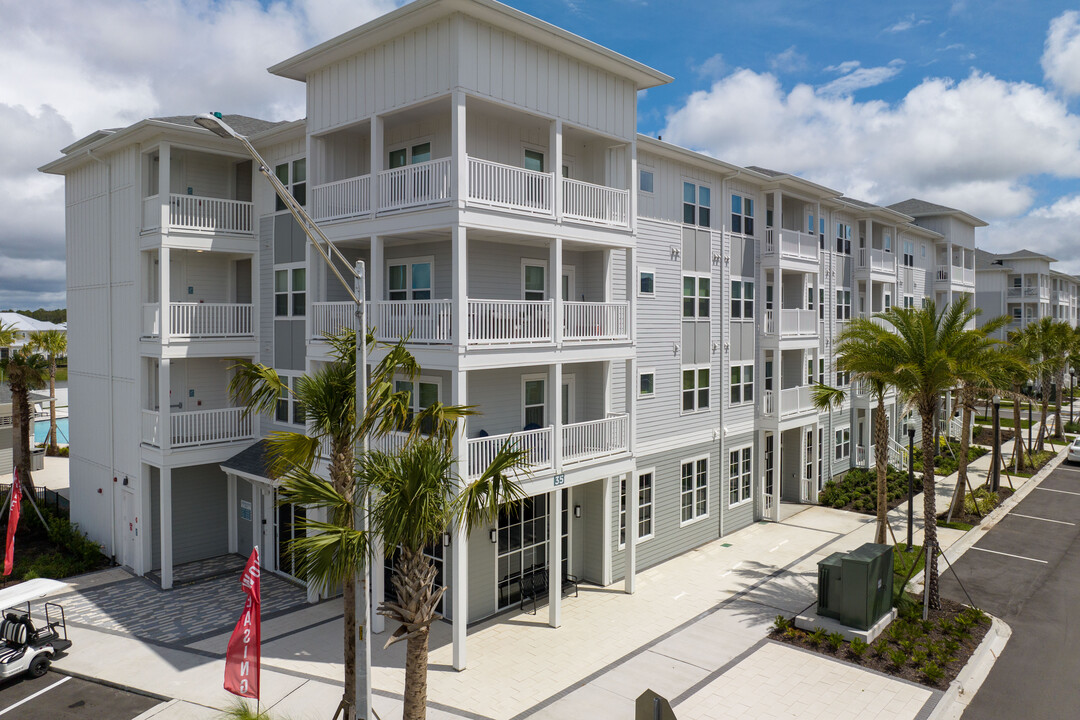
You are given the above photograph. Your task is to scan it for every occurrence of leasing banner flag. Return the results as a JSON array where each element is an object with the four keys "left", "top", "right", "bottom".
[
  {"left": 223, "top": 546, "right": 261, "bottom": 699},
  {"left": 3, "top": 469, "right": 22, "bottom": 576}
]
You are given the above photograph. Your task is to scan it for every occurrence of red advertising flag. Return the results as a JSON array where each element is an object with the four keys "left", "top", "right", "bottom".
[
  {"left": 3, "top": 469, "right": 22, "bottom": 576},
  {"left": 223, "top": 546, "right": 261, "bottom": 699}
]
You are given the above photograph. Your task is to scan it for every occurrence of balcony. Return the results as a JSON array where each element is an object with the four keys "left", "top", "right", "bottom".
[
  {"left": 764, "top": 309, "right": 817, "bottom": 338},
  {"left": 142, "top": 194, "right": 254, "bottom": 235},
  {"left": 310, "top": 175, "right": 371, "bottom": 221},
  {"left": 467, "top": 156, "right": 553, "bottom": 216},
  {"left": 936, "top": 266, "right": 975, "bottom": 287},
  {"left": 141, "top": 407, "right": 254, "bottom": 449},
  {"left": 762, "top": 386, "right": 815, "bottom": 419},
  {"left": 857, "top": 248, "right": 896, "bottom": 275},
  {"left": 142, "top": 303, "right": 254, "bottom": 339},
  {"left": 763, "top": 229, "right": 819, "bottom": 266},
  {"left": 378, "top": 158, "right": 453, "bottom": 212},
  {"left": 562, "top": 178, "right": 630, "bottom": 228},
  {"left": 466, "top": 414, "right": 630, "bottom": 478}
]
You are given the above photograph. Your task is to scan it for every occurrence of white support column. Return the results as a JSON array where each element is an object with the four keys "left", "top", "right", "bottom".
[
  {"left": 625, "top": 357, "right": 636, "bottom": 455},
  {"left": 372, "top": 537, "right": 385, "bottom": 633},
  {"left": 551, "top": 362, "right": 563, "bottom": 468},
  {"left": 551, "top": 237, "right": 563, "bottom": 345},
  {"left": 227, "top": 475, "right": 237, "bottom": 554},
  {"left": 602, "top": 361, "right": 613, "bottom": 416},
  {"left": 451, "top": 368, "right": 469, "bottom": 670},
  {"left": 370, "top": 115, "right": 383, "bottom": 215},
  {"left": 629, "top": 141, "right": 638, "bottom": 233},
  {"left": 137, "top": 463, "right": 153, "bottom": 576},
  {"left": 601, "top": 475, "right": 613, "bottom": 587},
  {"left": 626, "top": 245, "right": 637, "bottom": 349},
  {"left": 159, "top": 246, "right": 171, "bottom": 341},
  {"left": 775, "top": 191, "right": 783, "bottom": 236},
  {"left": 624, "top": 471, "right": 637, "bottom": 594},
  {"left": 550, "top": 119, "right": 563, "bottom": 219},
  {"left": 160, "top": 466, "right": 173, "bottom": 590},
  {"left": 370, "top": 235, "right": 383, "bottom": 304},
  {"left": 453, "top": 90, "right": 468, "bottom": 208},
  {"left": 453, "top": 226, "right": 468, "bottom": 350},
  {"left": 251, "top": 483, "right": 262, "bottom": 563},
  {"left": 549, "top": 488, "right": 562, "bottom": 628},
  {"left": 603, "top": 249, "right": 613, "bottom": 302},
  {"left": 158, "top": 141, "right": 171, "bottom": 233},
  {"left": 158, "top": 358, "right": 171, "bottom": 452}
]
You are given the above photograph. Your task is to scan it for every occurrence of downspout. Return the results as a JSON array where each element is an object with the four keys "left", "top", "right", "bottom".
[{"left": 87, "top": 147, "right": 116, "bottom": 565}]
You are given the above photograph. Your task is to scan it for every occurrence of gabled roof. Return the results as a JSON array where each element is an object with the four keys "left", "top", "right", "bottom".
[
  {"left": 974, "top": 248, "right": 1009, "bottom": 272},
  {"left": 887, "top": 198, "right": 987, "bottom": 228},
  {"left": 993, "top": 248, "right": 1056, "bottom": 263},
  {"left": 0, "top": 313, "right": 65, "bottom": 333},
  {"left": 742, "top": 165, "right": 841, "bottom": 199},
  {"left": 270, "top": 0, "right": 673, "bottom": 89},
  {"left": 220, "top": 439, "right": 280, "bottom": 482},
  {"left": 149, "top": 114, "right": 286, "bottom": 137}
]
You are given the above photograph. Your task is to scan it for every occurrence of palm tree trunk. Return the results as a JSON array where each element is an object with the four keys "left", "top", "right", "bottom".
[
  {"left": 342, "top": 573, "right": 358, "bottom": 720},
  {"left": 1054, "top": 371, "right": 1064, "bottom": 438},
  {"left": 48, "top": 359, "right": 58, "bottom": 454},
  {"left": 1037, "top": 378, "right": 1049, "bottom": 452},
  {"left": 1012, "top": 386, "right": 1026, "bottom": 473},
  {"left": 948, "top": 390, "right": 973, "bottom": 518},
  {"left": 921, "top": 410, "right": 941, "bottom": 610},
  {"left": 403, "top": 627, "right": 430, "bottom": 720},
  {"left": 873, "top": 393, "right": 888, "bottom": 544},
  {"left": 12, "top": 382, "right": 36, "bottom": 494}
]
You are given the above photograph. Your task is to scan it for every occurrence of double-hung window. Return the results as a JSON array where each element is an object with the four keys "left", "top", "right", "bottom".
[
  {"left": 835, "top": 289, "right": 851, "bottom": 320},
  {"left": 835, "top": 427, "right": 851, "bottom": 461},
  {"left": 522, "top": 376, "right": 546, "bottom": 428},
  {"left": 731, "top": 194, "right": 754, "bottom": 235},
  {"left": 682, "top": 366, "right": 710, "bottom": 412},
  {"left": 275, "top": 374, "right": 306, "bottom": 426},
  {"left": 523, "top": 262, "right": 546, "bottom": 301},
  {"left": 836, "top": 370, "right": 850, "bottom": 387},
  {"left": 903, "top": 241, "right": 915, "bottom": 267},
  {"left": 680, "top": 457, "right": 709, "bottom": 524},
  {"left": 730, "top": 280, "right": 753, "bottom": 319},
  {"left": 835, "top": 223, "right": 852, "bottom": 255},
  {"left": 274, "top": 158, "right": 307, "bottom": 212},
  {"left": 637, "top": 471, "right": 654, "bottom": 540},
  {"left": 683, "top": 275, "right": 710, "bottom": 318},
  {"left": 274, "top": 265, "right": 306, "bottom": 317},
  {"left": 729, "top": 446, "right": 752, "bottom": 506},
  {"left": 394, "top": 377, "right": 440, "bottom": 430},
  {"left": 683, "top": 182, "right": 711, "bottom": 227},
  {"left": 388, "top": 258, "right": 433, "bottom": 301},
  {"left": 730, "top": 363, "right": 754, "bottom": 405}
]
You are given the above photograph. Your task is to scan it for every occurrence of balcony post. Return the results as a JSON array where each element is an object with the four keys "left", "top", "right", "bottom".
[
  {"left": 866, "top": 217, "right": 873, "bottom": 257},
  {"left": 625, "top": 356, "right": 636, "bottom": 456},
  {"left": 160, "top": 466, "right": 173, "bottom": 590},
  {"left": 370, "top": 235, "right": 383, "bottom": 304},
  {"left": 453, "top": 226, "right": 468, "bottom": 350},
  {"left": 551, "top": 237, "right": 563, "bottom": 345},
  {"left": 158, "top": 358, "right": 171, "bottom": 453},
  {"left": 452, "top": 90, "right": 467, "bottom": 208},
  {"left": 158, "top": 141, "right": 171, "bottom": 232},
  {"left": 549, "top": 118, "right": 562, "bottom": 219},
  {"left": 551, "top": 363, "right": 563, "bottom": 468},
  {"left": 601, "top": 475, "right": 613, "bottom": 586},
  {"left": 227, "top": 474, "right": 237, "bottom": 554},
  {"left": 548, "top": 487, "right": 562, "bottom": 628},
  {"left": 370, "top": 114, "right": 383, "bottom": 215},
  {"left": 629, "top": 141, "right": 638, "bottom": 233},
  {"left": 451, "top": 368, "right": 468, "bottom": 670},
  {"left": 624, "top": 470, "right": 637, "bottom": 594},
  {"left": 159, "top": 246, "right": 171, "bottom": 341}
]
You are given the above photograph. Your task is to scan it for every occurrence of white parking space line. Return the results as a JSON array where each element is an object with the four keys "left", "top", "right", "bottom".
[
  {"left": 1054, "top": 465, "right": 1080, "bottom": 473},
  {"left": 1009, "top": 513, "right": 1076, "bottom": 526},
  {"left": 0, "top": 676, "right": 71, "bottom": 717},
  {"left": 970, "top": 546, "right": 1048, "bottom": 564},
  {"left": 1037, "top": 487, "right": 1080, "bottom": 497}
]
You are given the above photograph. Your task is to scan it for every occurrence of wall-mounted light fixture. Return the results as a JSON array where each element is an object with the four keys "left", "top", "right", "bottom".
[
  {"left": 442, "top": 532, "right": 451, "bottom": 547},
  {"left": 670, "top": 246, "right": 681, "bottom": 260},
  {"left": 673, "top": 342, "right": 680, "bottom": 356},
  {"left": 574, "top": 505, "right": 582, "bottom": 519},
  {"left": 489, "top": 529, "right": 498, "bottom": 544}
]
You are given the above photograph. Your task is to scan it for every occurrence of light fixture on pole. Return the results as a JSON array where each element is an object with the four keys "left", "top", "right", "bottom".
[
  {"left": 1071, "top": 371, "right": 1075, "bottom": 425},
  {"left": 194, "top": 113, "right": 372, "bottom": 720}
]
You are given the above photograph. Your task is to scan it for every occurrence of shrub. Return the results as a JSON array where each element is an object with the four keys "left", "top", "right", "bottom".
[
  {"left": 873, "top": 639, "right": 889, "bottom": 657},
  {"left": 773, "top": 615, "right": 791, "bottom": 632},
  {"left": 965, "top": 486, "right": 999, "bottom": 515},
  {"left": 783, "top": 626, "right": 804, "bottom": 641},
  {"left": 911, "top": 648, "right": 928, "bottom": 666},
  {"left": 808, "top": 628, "right": 826, "bottom": 647},
  {"left": 888, "top": 649, "right": 907, "bottom": 669},
  {"left": 964, "top": 606, "right": 989, "bottom": 625},
  {"left": 922, "top": 662, "right": 945, "bottom": 683},
  {"left": 826, "top": 632, "right": 845, "bottom": 652},
  {"left": 849, "top": 638, "right": 869, "bottom": 658}
]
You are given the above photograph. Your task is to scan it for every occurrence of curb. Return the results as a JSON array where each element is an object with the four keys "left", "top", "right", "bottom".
[
  {"left": 927, "top": 616, "right": 1012, "bottom": 720},
  {"left": 50, "top": 666, "right": 171, "bottom": 703}
]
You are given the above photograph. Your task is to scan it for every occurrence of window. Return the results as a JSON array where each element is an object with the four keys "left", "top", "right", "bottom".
[
  {"left": 683, "top": 182, "right": 711, "bottom": 227},
  {"left": 818, "top": 428, "right": 824, "bottom": 486},
  {"left": 729, "top": 446, "right": 752, "bottom": 506},
  {"left": 274, "top": 266, "right": 306, "bottom": 317},
  {"left": 808, "top": 213, "right": 815, "bottom": 234},
  {"left": 683, "top": 275, "right": 710, "bottom": 318},
  {"left": 274, "top": 158, "right": 306, "bottom": 211},
  {"left": 394, "top": 377, "right": 440, "bottom": 429},
  {"left": 805, "top": 430, "right": 814, "bottom": 481},
  {"left": 523, "top": 262, "right": 546, "bottom": 301},
  {"left": 619, "top": 477, "right": 627, "bottom": 548},
  {"left": 921, "top": 243, "right": 926, "bottom": 258},
  {"left": 523, "top": 376, "right": 546, "bottom": 428},
  {"left": 639, "top": 371, "right": 655, "bottom": 398},
  {"left": 818, "top": 358, "right": 825, "bottom": 386},
  {"left": 883, "top": 233, "right": 892, "bottom": 253},
  {"left": 903, "top": 241, "right": 915, "bottom": 267},
  {"left": 639, "top": 269, "right": 655, "bottom": 296},
  {"left": 388, "top": 258, "right": 432, "bottom": 301},
  {"left": 275, "top": 374, "right": 305, "bottom": 426},
  {"left": 682, "top": 366, "right": 710, "bottom": 412},
  {"left": 389, "top": 141, "right": 432, "bottom": 169},
  {"left": 1012, "top": 306, "right": 1022, "bottom": 321},
  {"left": 835, "top": 289, "right": 851, "bottom": 320},
  {"left": 680, "top": 457, "right": 709, "bottom": 523},
  {"left": 639, "top": 169, "right": 654, "bottom": 194},
  {"left": 730, "top": 363, "right": 754, "bottom": 405},
  {"left": 730, "top": 280, "right": 753, "bottom": 319},
  {"left": 731, "top": 194, "right": 754, "bottom": 235},
  {"left": 523, "top": 148, "right": 544, "bottom": 172},
  {"left": 836, "top": 370, "right": 850, "bottom": 387},
  {"left": 835, "top": 427, "right": 851, "bottom": 461},
  {"left": 819, "top": 288, "right": 825, "bottom": 320},
  {"left": 638, "top": 471, "right": 654, "bottom": 540},
  {"left": 904, "top": 295, "right": 914, "bottom": 309},
  {"left": 835, "top": 223, "right": 852, "bottom": 255}
]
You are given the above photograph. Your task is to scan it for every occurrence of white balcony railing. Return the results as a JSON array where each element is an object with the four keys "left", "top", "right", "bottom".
[
  {"left": 562, "top": 178, "right": 629, "bottom": 228},
  {"left": 142, "top": 195, "right": 161, "bottom": 231},
  {"left": 168, "top": 194, "right": 253, "bottom": 234},
  {"left": 142, "top": 303, "right": 161, "bottom": 337},
  {"left": 141, "top": 410, "right": 160, "bottom": 446},
  {"left": 562, "top": 302, "right": 629, "bottom": 342},
  {"left": 562, "top": 414, "right": 630, "bottom": 465},
  {"left": 169, "top": 303, "right": 253, "bottom": 338},
  {"left": 780, "top": 309, "right": 817, "bottom": 336},
  {"left": 310, "top": 175, "right": 371, "bottom": 221},
  {"left": 960, "top": 267, "right": 975, "bottom": 285},
  {"left": 764, "top": 310, "right": 777, "bottom": 335},
  {"left": 763, "top": 389, "right": 775, "bottom": 416},
  {"left": 764, "top": 229, "right": 819, "bottom": 262},
  {"left": 936, "top": 268, "right": 950, "bottom": 283},
  {"left": 378, "top": 158, "right": 452, "bottom": 212},
  {"left": 779, "top": 386, "right": 815, "bottom": 417},
  {"left": 858, "top": 248, "right": 896, "bottom": 273},
  {"left": 1007, "top": 287, "right": 1022, "bottom": 298},
  {"left": 468, "top": 426, "right": 553, "bottom": 479},
  {"left": 374, "top": 300, "right": 452, "bottom": 344},
  {"left": 310, "top": 301, "right": 359, "bottom": 340},
  {"left": 467, "top": 156, "right": 553, "bottom": 215},
  {"left": 170, "top": 408, "right": 253, "bottom": 449},
  {"left": 468, "top": 299, "right": 553, "bottom": 345}
]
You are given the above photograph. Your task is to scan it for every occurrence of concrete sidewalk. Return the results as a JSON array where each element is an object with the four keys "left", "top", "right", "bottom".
[{"left": 39, "top": 436, "right": 1042, "bottom": 720}]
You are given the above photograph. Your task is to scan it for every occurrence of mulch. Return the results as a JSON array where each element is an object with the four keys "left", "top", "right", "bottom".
[
  {"left": 973, "top": 426, "right": 1015, "bottom": 446},
  {"left": 938, "top": 486, "right": 1015, "bottom": 526},
  {"left": 770, "top": 597, "right": 991, "bottom": 690}
]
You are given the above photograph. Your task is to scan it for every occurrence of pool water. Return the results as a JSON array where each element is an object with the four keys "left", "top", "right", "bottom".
[{"left": 34, "top": 418, "right": 69, "bottom": 444}]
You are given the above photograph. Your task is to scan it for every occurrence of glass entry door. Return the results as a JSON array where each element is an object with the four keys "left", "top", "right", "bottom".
[
  {"left": 275, "top": 495, "right": 307, "bottom": 580},
  {"left": 496, "top": 490, "right": 570, "bottom": 611}
]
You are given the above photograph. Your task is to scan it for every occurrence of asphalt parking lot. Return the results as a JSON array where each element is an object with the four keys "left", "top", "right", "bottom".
[
  {"left": 939, "top": 460, "right": 1080, "bottom": 720},
  {"left": 0, "top": 671, "right": 161, "bottom": 720}
]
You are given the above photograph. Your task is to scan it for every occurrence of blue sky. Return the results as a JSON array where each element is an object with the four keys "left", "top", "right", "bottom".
[{"left": 3, "top": 0, "right": 1080, "bottom": 308}]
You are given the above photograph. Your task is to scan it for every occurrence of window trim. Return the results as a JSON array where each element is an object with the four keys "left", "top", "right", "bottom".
[
  {"left": 682, "top": 179, "right": 712, "bottom": 228},
  {"left": 638, "top": 267, "right": 656, "bottom": 297},
  {"left": 728, "top": 445, "right": 753, "bottom": 508},
  {"left": 730, "top": 193, "right": 755, "bottom": 237},
  {"left": 730, "top": 278, "right": 754, "bottom": 320},
  {"left": 636, "top": 469, "right": 655, "bottom": 542},
  {"left": 680, "top": 455, "right": 710, "bottom": 526},
  {"left": 274, "top": 261, "right": 307, "bottom": 317},
  {"left": 681, "top": 364, "right": 711, "bottom": 414},
  {"left": 521, "top": 143, "right": 547, "bottom": 173},
  {"left": 682, "top": 272, "right": 711, "bottom": 319},
  {"left": 729, "top": 362, "right": 754, "bottom": 406},
  {"left": 638, "top": 166, "right": 655, "bottom": 194},
  {"left": 834, "top": 426, "right": 851, "bottom": 461},
  {"left": 521, "top": 373, "right": 547, "bottom": 429},
  {"left": 275, "top": 372, "right": 306, "bottom": 427},
  {"left": 638, "top": 369, "right": 656, "bottom": 399},
  {"left": 386, "top": 255, "right": 435, "bottom": 302},
  {"left": 387, "top": 136, "right": 434, "bottom": 168},
  {"left": 273, "top": 155, "right": 307, "bottom": 213},
  {"left": 521, "top": 259, "right": 548, "bottom": 301}
]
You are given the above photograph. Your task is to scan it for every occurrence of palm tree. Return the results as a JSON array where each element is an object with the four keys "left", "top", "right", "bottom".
[
  {"left": 0, "top": 347, "right": 49, "bottom": 494},
  {"left": 28, "top": 329, "right": 66, "bottom": 454},
  {"left": 1017, "top": 318, "right": 1072, "bottom": 449},
  {"left": 1004, "top": 330, "right": 1036, "bottom": 472},
  {"left": 872, "top": 298, "right": 981, "bottom": 609}
]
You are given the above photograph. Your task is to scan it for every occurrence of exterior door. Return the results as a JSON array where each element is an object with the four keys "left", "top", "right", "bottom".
[
  {"left": 261, "top": 488, "right": 275, "bottom": 572},
  {"left": 121, "top": 489, "right": 137, "bottom": 568},
  {"left": 762, "top": 433, "right": 777, "bottom": 521}
]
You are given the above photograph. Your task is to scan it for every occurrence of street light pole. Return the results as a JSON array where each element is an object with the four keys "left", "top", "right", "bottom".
[
  {"left": 907, "top": 425, "right": 915, "bottom": 548},
  {"left": 1071, "top": 371, "right": 1075, "bottom": 426},
  {"left": 990, "top": 396, "right": 1001, "bottom": 493},
  {"left": 194, "top": 113, "right": 372, "bottom": 719}
]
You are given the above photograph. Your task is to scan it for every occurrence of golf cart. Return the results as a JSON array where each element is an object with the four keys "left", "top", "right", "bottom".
[{"left": 0, "top": 578, "right": 71, "bottom": 681}]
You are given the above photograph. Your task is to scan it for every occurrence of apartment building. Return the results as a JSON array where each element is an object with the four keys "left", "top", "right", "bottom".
[
  {"left": 42, "top": 0, "right": 1000, "bottom": 668},
  {"left": 974, "top": 248, "right": 1080, "bottom": 336}
]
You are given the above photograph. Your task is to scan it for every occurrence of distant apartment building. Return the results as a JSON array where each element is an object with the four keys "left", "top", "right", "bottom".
[
  {"left": 42, "top": 0, "right": 1012, "bottom": 667},
  {"left": 975, "top": 249, "right": 1080, "bottom": 337}
]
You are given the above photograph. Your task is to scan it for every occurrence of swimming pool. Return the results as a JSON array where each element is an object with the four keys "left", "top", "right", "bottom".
[{"left": 34, "top": 418, "right": 69, "bottom": 444}]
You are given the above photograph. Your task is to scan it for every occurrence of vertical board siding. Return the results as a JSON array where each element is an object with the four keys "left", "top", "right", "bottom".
[
  {"left": 467, "top": 524, "right": 497, "bottom": 621},
  {"left": 171, "top": 464, "right": 229, "bottom": 564}
]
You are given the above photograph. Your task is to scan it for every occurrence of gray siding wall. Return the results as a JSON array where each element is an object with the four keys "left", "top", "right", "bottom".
[
  {"left": 150, "top": 464, "right": 230, "bottom": 570},
  {"left": 467, "top": 524, "right": 497, "bottom": 622},
  {"left": 467, "top": 363, "right": 605, "bottom": 438},
  {"left": 722, "top": 429, "right": 756, "bottom": 534}
]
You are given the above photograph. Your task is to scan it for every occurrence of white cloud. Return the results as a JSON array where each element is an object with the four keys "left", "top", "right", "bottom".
[
  {"left": 696, "top": 53, "right": 726, "bottom": 80},
  {"left": 886, "top": 15, "right": 930, "bottom": 33},
  {"left": 661, "top": 69, "right": 1080, "bottom": 220},
  {"left": 982, "top": 194, "right": 1080, "bottom": 272},
  {"left": 818, "top": 59, "right": 905, "bottom": 96},
  {"left": 1042, "top": 10, "right": 1080, "bottom": 97},
  {"left": 0, "top": 0, "right": 398, "bottom": 308},
  {"left": 769, "top": 46, "right": 806, "bottom": 74}
]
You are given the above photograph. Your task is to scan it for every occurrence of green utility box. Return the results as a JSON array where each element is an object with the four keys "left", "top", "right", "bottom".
[{"left": 816, "top": 543, "right": 894, "bottom": 630}]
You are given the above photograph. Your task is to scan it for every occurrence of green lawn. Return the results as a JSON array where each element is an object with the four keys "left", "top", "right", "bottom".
[
  {"left": 55, "top": 367, "right": 67, "bottom": 383},
  {"left": 974, "top": 415, "right": 1031, "bottom": 429}
]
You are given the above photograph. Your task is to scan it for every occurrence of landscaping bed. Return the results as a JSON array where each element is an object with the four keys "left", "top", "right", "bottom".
[
  {"left": 770, "top": 598, "right": 991, "bottom": 689},
  {"left": 0, "top": 504, "right": 109, "bottom": 589},
  {"left": 972, "top": 425, "right": 1014, "bottom": 446},
  {"left": 1009, "top": 449, "right": 1058, "bottom": 478},
  {"left": 913, "top": 441, "right": 988, "bottom": 478},
  {"left": 938, "top": 484, "right": 1015, "bottom": 527},
  {"left": 818, "top": 466, "right": 914, "bottom": 514}
]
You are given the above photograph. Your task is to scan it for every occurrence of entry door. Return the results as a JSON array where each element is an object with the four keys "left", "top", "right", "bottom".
[
  {"left": 275, "top": 496, "right": 307, "bottom": 581},
  {"left": 561, "top": 266, "right": 576, "bottom": 303},
  {"left": 121, "top": 489, "right": 137, "bottom": 568},
  {"left": 261, "top": 488, "right": 275, "bottom": 572}
]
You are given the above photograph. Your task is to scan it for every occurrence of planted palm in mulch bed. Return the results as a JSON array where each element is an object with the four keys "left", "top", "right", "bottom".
[
  {"left": 972, "top": 426, "right": 1015, "bottom": 446},
  {"left": 938, "top": 484, "right": 1015, "bottom": 527},
  {"left": 770, "top": 598, "right": 991, "bottom": 689}
]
